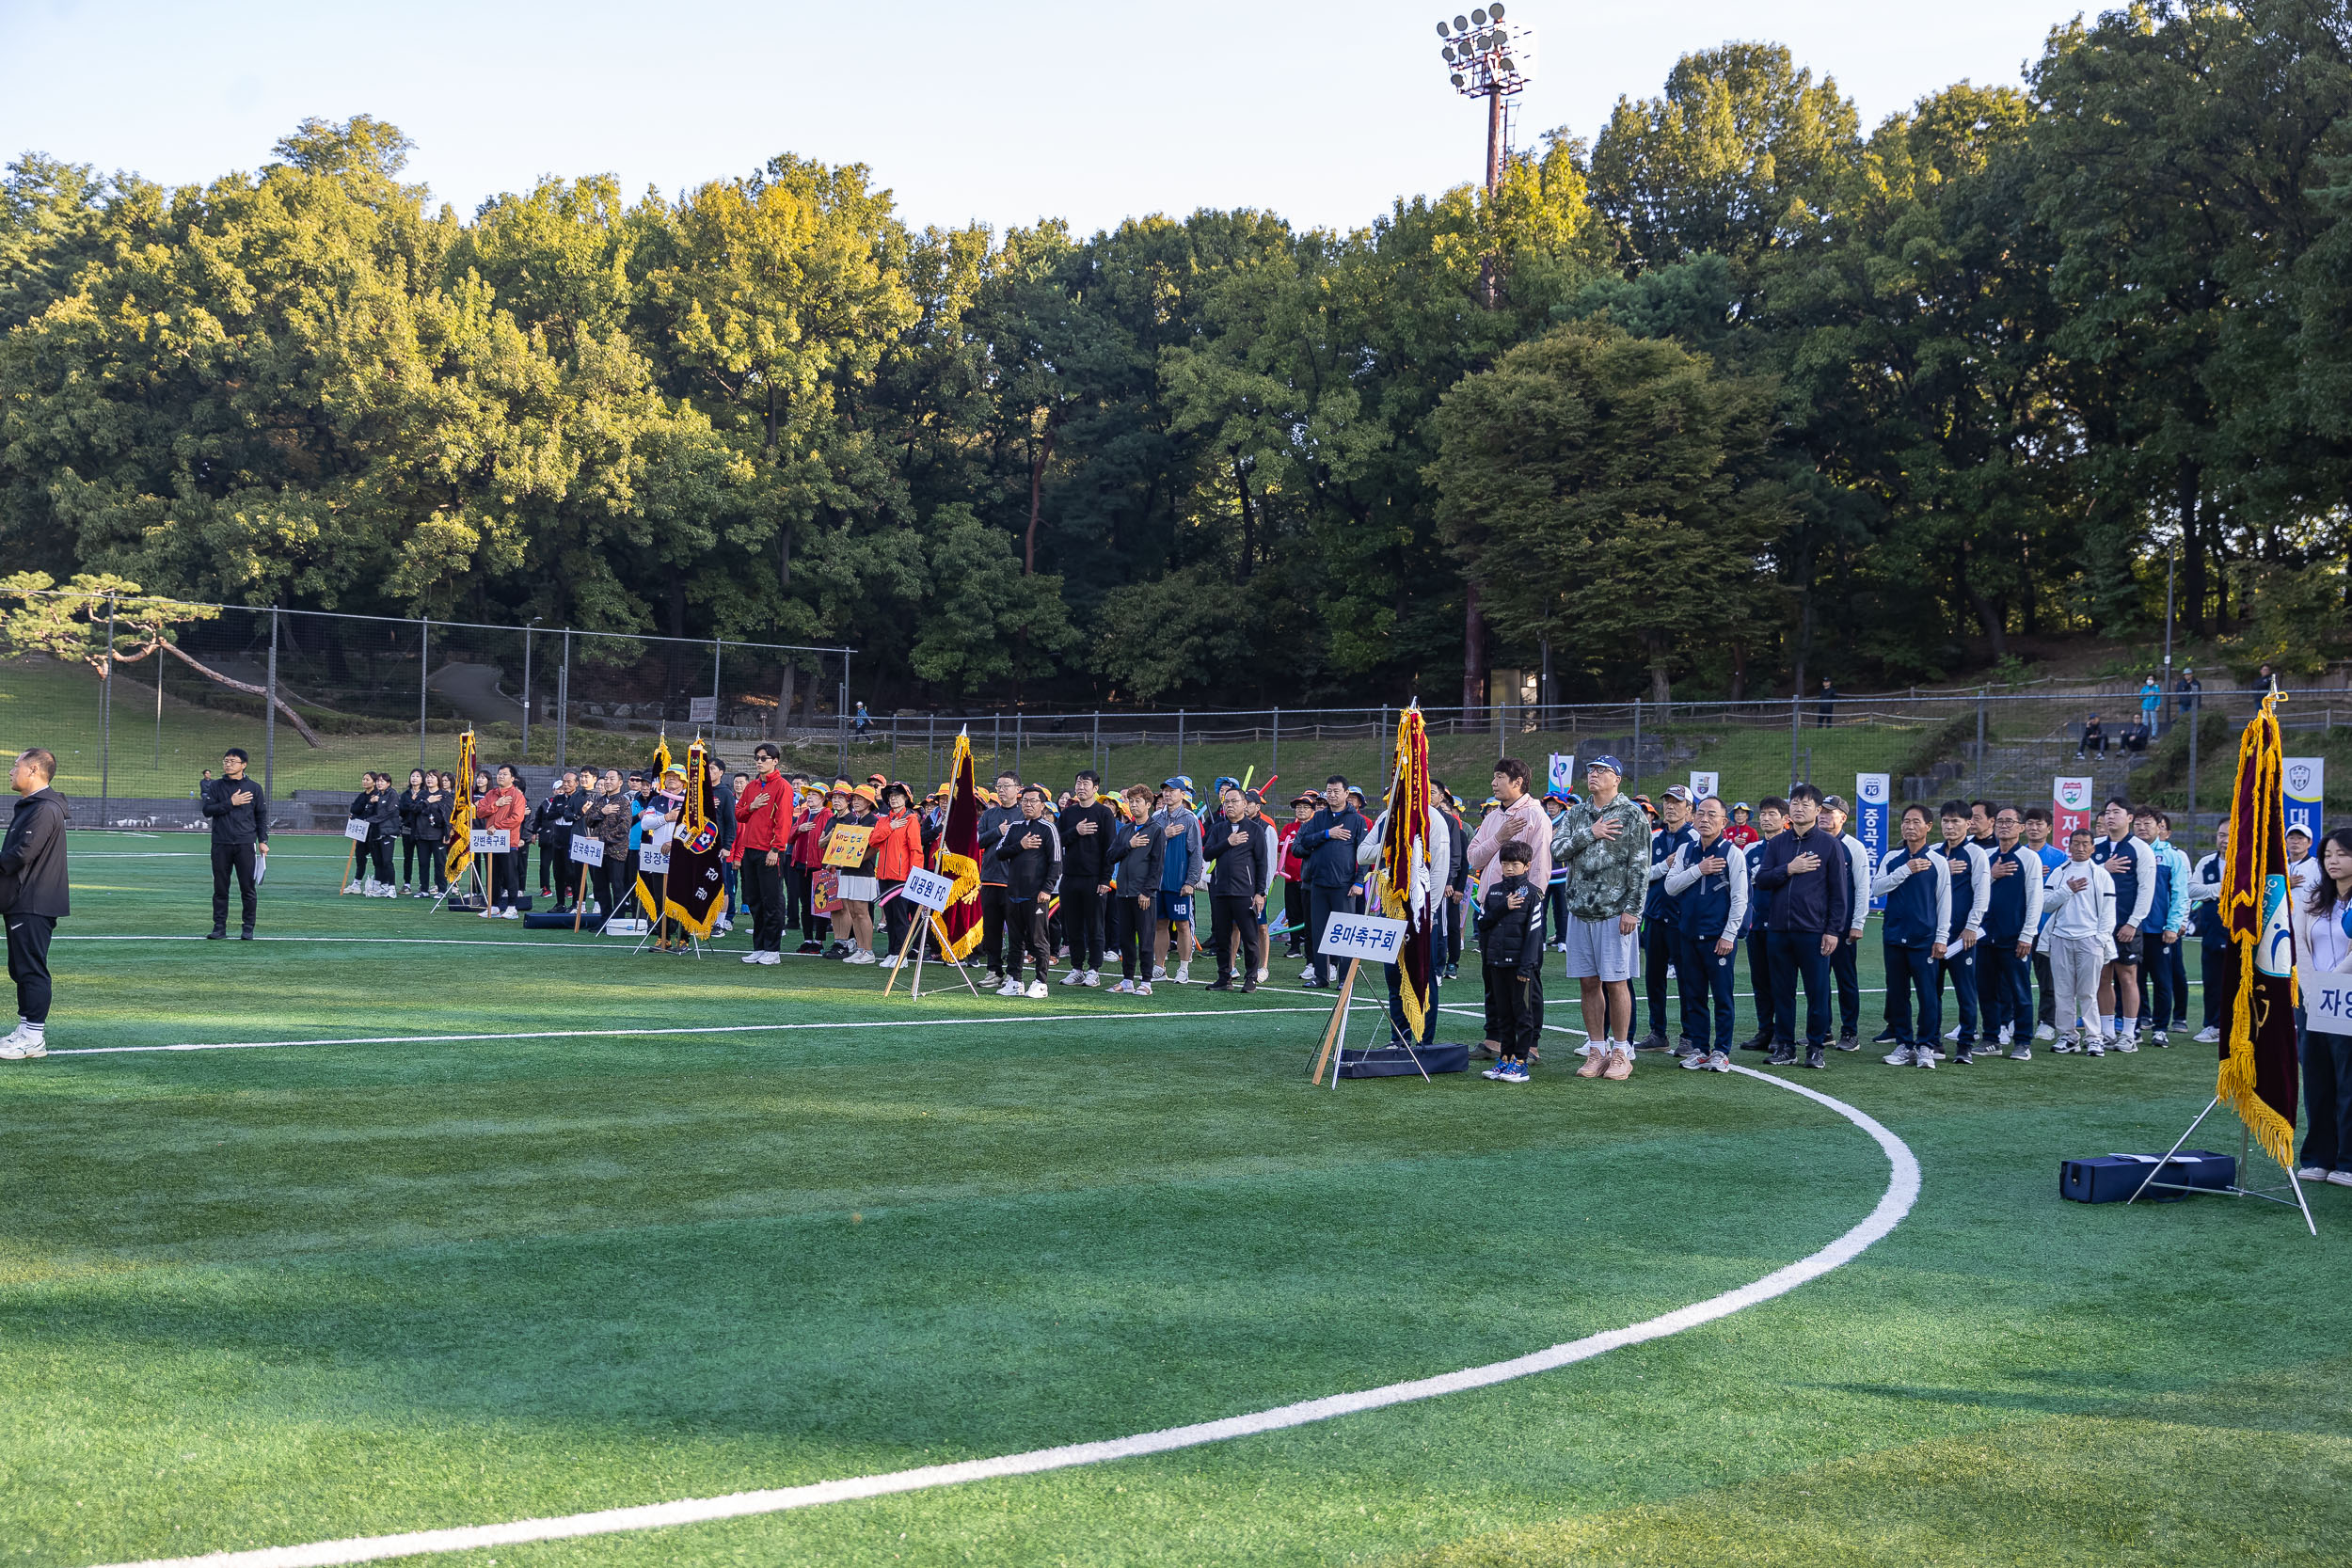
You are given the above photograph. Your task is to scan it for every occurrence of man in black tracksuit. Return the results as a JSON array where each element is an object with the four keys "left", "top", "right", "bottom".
[
  {"left": 1204, "top": 785, "right": 1269, "bottom": 992},
  {"left": 992, "top": 785, "right": 1062, "bottom": 991},
  {"left": 976, "top": 771, "right": 1023, "bottom": 982},
  {"left": 2, "top": 748, "right": 69, "bottom": 1059},
  {"left": 1292, "top": 776, "right": 1371, "bottom": 988},
  {"left": 201, "top": 748, "right": 269, "bottom": 938},
  {"left": 1058, "top": 770, "right": 1120, "bottom": 981},
  {"left": 1751, "top": 784, "right": 1851, "bottom": 1069}
]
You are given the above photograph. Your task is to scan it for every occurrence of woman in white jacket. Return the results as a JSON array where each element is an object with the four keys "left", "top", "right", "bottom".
[{"left": 2291, "top": 828, "right": 2352, "bottom": 1185}]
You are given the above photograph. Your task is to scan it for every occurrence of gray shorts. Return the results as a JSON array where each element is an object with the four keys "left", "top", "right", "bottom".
[{"left": 1563, "top": 916, "right": 1640, "bottom": 981}]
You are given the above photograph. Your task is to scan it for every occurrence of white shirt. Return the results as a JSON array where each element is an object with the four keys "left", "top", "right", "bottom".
[
  {"left": 2041, "top": 857, "right": 2117, "bottom": 946},
  {"left": 1838, "top": 832, "right": 1872, "bottom": 936}
]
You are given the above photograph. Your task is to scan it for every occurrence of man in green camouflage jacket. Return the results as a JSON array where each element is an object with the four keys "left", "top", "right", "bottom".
[{"left": 1550, "top": 754, "right": 1651, "bottom": 1080}]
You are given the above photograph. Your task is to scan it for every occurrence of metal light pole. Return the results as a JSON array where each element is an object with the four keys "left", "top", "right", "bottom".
[
  {"left": 521, "top": 617, "right": 542, "bottom": 761},
  {"left": 1434, "top": 8, "right": 1532, "bottom": 718},
  {"left": 2161, "top": 546, "right": 2177, "bottom": 736}
]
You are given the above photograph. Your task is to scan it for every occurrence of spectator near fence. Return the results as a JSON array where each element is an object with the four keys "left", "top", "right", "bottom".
[{"left": 1816, "top": 677, "right": 1837, "bottom": 728}]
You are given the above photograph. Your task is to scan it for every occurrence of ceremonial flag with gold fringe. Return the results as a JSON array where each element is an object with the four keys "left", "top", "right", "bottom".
[
  {"left": 633, "top": 733, "right": 676, "bottom": 920},
  {"left": 660, "top": 736, "right": 727, "bottom": 939},
  {"left": 1375, "top": 704, "right": 1436, "bottom": 1040},
  {"left": 443, "top": 729, "right": 477, "bottom": 886},
  {"left": 931, "top": 728, "right": 984, "bottom": 961},
  {"left": 2218, "top": 690, "right": 2302, "bottom": 1170}
]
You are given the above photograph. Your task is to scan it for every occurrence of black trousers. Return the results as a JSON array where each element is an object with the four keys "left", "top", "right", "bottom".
[
  {"left": 1486, "top": 964, "right": 1538, "bottom": 1057},
  {"left": 2034, "top": 949, "right": 2057, "bottom": 1026},
  {"left": 1210, "top": 893, "right": 1262, "bottom": 985},
  {"left": 880, "top": 879, "right": 913, "bottom": 958},
  {"left": 1937, "top": 942, "right": 1980, "bottom": 1043},
  {"left": 1831, "top": 928, "right": 1862, "bottom": 1037},
  {"left": 744, "top": 853, "right": 786, "bottom": 952},
  {"left": 6, "top": 911, "right": 55, "bottom": 1024},
  {"left": 1062, "top": 883, "right": 1106, "bottom": 971},
  {"left": 1306, "top": 884, "right": 1352, "bottom": 984},
  {"left": 590, "top": 861, "right": 621, "bottom": 918},
  {"left": 1006, "top": 896, "right": 1050, "bottom": 981},
  {"left": 1883, "top": 941, "right": 1941, "bottom": 1046},
  {"left": 2167, "top": 938, "right": 2191, "bottom": 1024},
  {"left": 401, "top": 835, "right": 428, "bottom": 883},
  {"left": 1746, "top": 927, "right": 1775, "bottom": 1041},
  {"left": 2300, "top": 1029, "right": 2352, "bottom": 1172},
  {"left": 1677, "top": 932, "right": 1739, "bottom": 1052},
  {"left": 784, "top": 863, "right": 810, "bottom": 935},
  {"left": 361, "top": 836, "right": 392, "bottom": 885},
  {"left": 2201, "top": 942, "right": 2238, "bottom": 1032},
  {"left": 211, "top": 842, "right": 259, "bottom": 933},
  {"left": 1767, "top": 931, "right": 1834, "bottom": 1047},
  {"left": 416, "top": 839, "right": 447, "bottom": 894},
  {"left": 981, "top": 884, "right": 1012, "bottom": 974},
  {"left": 1642, "top": 915, "right": 1678, "bottom": 1038},
  {"left": 1384, "top": 958, "right": 1440, "bottom": 1044},
  {"left": 490, "top": 850, "right": 522, "bottom": 907},
  {"left": 1112, "top": 894, "right": 1155, "bottom": 979}
]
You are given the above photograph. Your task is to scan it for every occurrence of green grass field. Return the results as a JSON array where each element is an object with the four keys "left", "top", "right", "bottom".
[{"left": 4, "top": 832, "right": 2349, "bottom": 1567}]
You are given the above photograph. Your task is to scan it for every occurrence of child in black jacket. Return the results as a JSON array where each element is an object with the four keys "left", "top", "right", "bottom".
[{"left": 1478, "top": 842, "right": 1542, "bottom": 1082}]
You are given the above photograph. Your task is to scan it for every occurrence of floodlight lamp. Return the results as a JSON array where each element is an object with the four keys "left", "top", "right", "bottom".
[
  {"left": 1441, "top": 44, "right": 1456, "bottom": 61},
  {"left": 1472, "top": 6, "right": 1487, "bottom": 22},
  {"left": 1489, "top": 1, "right": 1504, "bottom": 17},
  {"left": 1436, "top": 19, "right": 1450, "bottom": 36},
  {"left": 1500, "top": 55, "right": 1516, "bottom": 72},
  {"left": 1454, "top": 13, "right": 1469, "bottom": 29},
  {"left": 1450, "top": 71, "right": 1465, "bottom": 87}
]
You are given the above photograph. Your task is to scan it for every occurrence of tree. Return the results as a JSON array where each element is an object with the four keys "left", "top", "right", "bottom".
[{"left": 1430, "top": 322, "right": 1784, "bottom": 703}]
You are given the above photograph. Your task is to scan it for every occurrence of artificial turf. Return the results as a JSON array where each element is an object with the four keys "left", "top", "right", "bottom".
[{"left": 3, "top": 832, "right": 2347, "bottom": 1567}]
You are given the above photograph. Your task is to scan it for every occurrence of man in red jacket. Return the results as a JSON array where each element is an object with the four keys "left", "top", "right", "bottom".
[{"left": 735, "top": 743, "right": 792, "bottom": 965}]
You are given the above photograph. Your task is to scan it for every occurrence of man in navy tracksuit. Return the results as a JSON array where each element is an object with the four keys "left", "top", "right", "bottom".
[
  {"left": 1931, "top": 800, "right": 1991, "bottom": 1055},
  {"left": 1977, "top": 805, "right": 2043, "bottom": 1059},
  {"left": 1293, "top": 776, "right": 1371, "bottom": 988},
  {"left": 1751, "top": 784, "right": 1851, "bottom": 1069},
  {"left": 2091, "top": 796, "right": 2157, "bottom": 1048},
  {"left": 1871, "top": 801, "right": 1949, "bottom": 1067},
  {"left": 1820, "top": 795, "right": 1872, "bottom": 1051},
  {"left": 1740, "top": 798, "right": 1787, "bottom": 1050},
  {"left": 1662, "top": 796, "right": 1748, "bottom": 1069},
  {"left": 1638, "top": 787, "right": 1698, "bottom": 1050}
]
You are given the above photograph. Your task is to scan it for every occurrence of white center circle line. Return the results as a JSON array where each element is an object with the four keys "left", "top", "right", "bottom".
[{"left": 87, "top": 1064, "right": 1918, "bottom": 1568}]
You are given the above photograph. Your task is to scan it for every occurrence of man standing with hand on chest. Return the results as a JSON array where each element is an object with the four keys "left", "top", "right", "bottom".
[{"left": 201, "top": 747, "right": 268, "bottom": 940}]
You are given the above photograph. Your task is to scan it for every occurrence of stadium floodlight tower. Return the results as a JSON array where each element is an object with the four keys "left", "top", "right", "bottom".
[{"left": 1434, "top": 6, "right": 1535, "bottom": 198}]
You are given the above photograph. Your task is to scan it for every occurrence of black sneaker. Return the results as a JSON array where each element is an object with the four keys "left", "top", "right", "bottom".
[
  {"left": 1634, "top": 1030, "right": 1669, "bottom": 1053},
  {"left": 1870, "top": 1027, "right": 1899, "bottom": 1045},
  {"left": 1953, "top": 1048, "right": 1975, "bottom": 1065},
  {"left": 205, "top": 928, "right": 228, "bottom": 940},
  {"left": 1740, "top": 1034, "right": 1773, "bottom": 1052},
  {"left": 1768, "top": 1042, "right": 1797, "bottom": 1066},
  {"left": 1835, "top": 1033, "right": 1860, "bottom": 1052},
  {"left": 1804, "top": 1044, "right": 1828, "bottom": 1069},
  {"left": 239, "top": 929, "right": 254, "bottom": 941}
]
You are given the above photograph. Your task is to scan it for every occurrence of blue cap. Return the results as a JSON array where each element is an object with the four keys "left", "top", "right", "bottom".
[
  {"left": 1587, "top": 754, "right": 1624, "bottom": 776},
  {"left": 1163, "top": 774, "right": 1194, "bottom": 794}
]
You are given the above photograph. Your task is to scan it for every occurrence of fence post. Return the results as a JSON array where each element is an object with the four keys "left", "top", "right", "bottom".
[
  {"left": 2187, "top": 705, "right": 2199, "bottom": 830},
  {"left": 1974, "top": 687, "right": 1986, "bottom": 793},
  {"left": 927, "top": 713, "right": 936, "bottom": 794},
  {"left": 556, "top": 629, "right": 570, "bottom": 769},
  {"left": 520, "top": 626, "right": 532, "bottom": 763},
  {"left": 265, "top": 609, "right": 278, "bottom": 801},
  {"left": 1015, "top": 710, "right": 1024, "bottom": 777},
  {"left": 419, "top": 618, "right": 430, "bottom": 771},
  {"left": 1092, "top": 710, "right": 1101, "bottom": 777},
  {"left": 711, "top": 639, "right": 723, "bottom": 731},
  {"left": 993, "top": 713, "right": 1001, "bottom": 775},
  {"left": 99, "top": 591, "right": 114, "bottom": 820},
  {"left": 1632, "top": 698, "right": 1642, "bottom": 790},
  {"left": 1789, "top": 691, "right": 1801, "bottom": 786},
  {"left": 1177, "top": 709, "right": 1185, "bottom": 773},
  {"left": 1272, "top": 705, "right": 1279, "bottom": 774},
  {"left": 836, "top": 651, "right": 850, "bottom": 776}
]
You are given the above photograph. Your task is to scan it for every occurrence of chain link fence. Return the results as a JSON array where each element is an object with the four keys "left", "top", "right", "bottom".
[{"left": 4, "top": 591, "right": 2344, "bottom": 844}]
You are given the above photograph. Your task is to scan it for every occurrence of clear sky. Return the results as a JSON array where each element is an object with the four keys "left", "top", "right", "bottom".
[{"left": 1, "top": 0, "right": 2085, "bottom": 234}]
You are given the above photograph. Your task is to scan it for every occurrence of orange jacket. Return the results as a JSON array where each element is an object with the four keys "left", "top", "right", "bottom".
[
  {"left": 872, "top": 810, "right": 925, "bottom": 881},
  {"left": 481, "top": 785, "right": 526, "bottom": 834}
]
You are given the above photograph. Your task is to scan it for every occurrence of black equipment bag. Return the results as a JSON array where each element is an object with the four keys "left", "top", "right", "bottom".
[
  {"left": 2059, "top": 1150, "right": 2235, "bottom": 1203},
  {"left": 1337, "top": 1041, "right": 1470, "bottom": 1078}
]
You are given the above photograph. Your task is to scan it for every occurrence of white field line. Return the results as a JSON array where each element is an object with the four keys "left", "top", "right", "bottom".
[
  {"left": 44, "top": 1007, "right": 1332, "bottom": 1056},
  {"left": 87, "top": 1069, "right": 1918, "bottom": 1568}
]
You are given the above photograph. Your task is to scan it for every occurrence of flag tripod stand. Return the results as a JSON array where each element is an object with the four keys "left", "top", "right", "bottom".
[
  {"left": 882, "top": 910, "right": 985, "bottom": 1001},
  {"left": 1307, "top": 958, "right": 1432, "bottom": 1088},
  {"left": 2126, "top": 1096, "right": 2317, "bottom": 1235}
]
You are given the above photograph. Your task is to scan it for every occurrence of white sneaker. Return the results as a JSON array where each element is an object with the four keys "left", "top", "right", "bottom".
[
  {"left": 1025, "top": 979, "right": 1048, "bottom": 1000},
  {"left": 1083, "top": 970, "right": 1101, "bottom": 987},
  {"left": 1173, "top": 963, "right": 1190, "bottom": 985},
  {"left": 1944, "top": 1025, "right": 1963, "bottom": 1041},
  {"left": 997, "top": 979, "right": 1025, "bottom": 997},
  {"left": 346, "top": 879, "right": 363, "bottom": 895},
  {"left": 847, "top": 949, "right": 876, "bottom": 965},
  {"left": 756, "top": 950, "right": 781, "bottom": 966},
  {"left": 1062, "top": 968, "right": 1085, "bottom": 986},
  {"left": 502, "top": 907, "right": 520, "bottom": 920},
  {"left": 1915, "top": 1050, "right": 1936, "bottom": 1069},
  {"left": 1299, "top": 967, "right": 1315, "bottom": 982},
  {"left": 1152, "top": 965, "right": 1167, "bottom": 980},
  {"left": 982, "top": 972, "right": 1002, "bottom": 990},
  {"left": 878, "top": 954, "right": 900, "bottom": 970},
  {"left": 479, "top": 907, "right": 494, "bottom": 919},
  {"left": 0, "top": 1025, "right": 45, "bottom": 1060},
  {"left": 1255, "top": 965, "right": 1268, "bottom": 983},
  {"left": 1883, "top": 1047, "right": 1914, "bottom": 1066},
  {"left": 2114, "top": 1037, "right": 2137, "bottom": 1053},
  {"left": 2194, "top": 1025, "right": 2220, "bottom": 1043},
  {"left": 741, "top": 950, "right": 768, "bottom": 964},
  {"left": 1997, "top": 1025, "right": 2012, "bottom": 1045},
  {"left": 2296, "top": 1165, "right": 2330, "bottom": 1181},
  {"left": 2036, "top": 1023, "right": 2057, "bottom": 1041}
]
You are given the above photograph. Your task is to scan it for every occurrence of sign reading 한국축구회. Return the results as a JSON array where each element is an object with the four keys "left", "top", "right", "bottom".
[{"left": 1319, "top": 912, "right": 1407, "bottom": 962}]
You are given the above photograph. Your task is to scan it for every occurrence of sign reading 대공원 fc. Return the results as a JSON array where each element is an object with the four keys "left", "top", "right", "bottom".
[{"left": 1855, "top": 773, "right": 1890, "bottom": 911}]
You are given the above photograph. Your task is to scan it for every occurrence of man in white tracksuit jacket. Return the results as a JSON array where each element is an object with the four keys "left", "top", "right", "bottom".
[{"left": 2041, "top": 825, "right": 2118, "bottom": 1054}]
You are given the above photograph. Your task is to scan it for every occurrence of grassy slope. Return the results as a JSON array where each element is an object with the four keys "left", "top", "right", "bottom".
[{"left": 3, "top": 834, "right": 2347, "bottom": 1566}]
